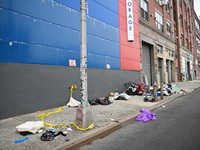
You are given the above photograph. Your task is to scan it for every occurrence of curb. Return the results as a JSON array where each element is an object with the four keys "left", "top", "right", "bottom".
[
  {"left": 57, "top": 88, "right": 199, "bottom": 150},
  {"left": 58, "top": 123, "right": 121, "bottom": 150}
]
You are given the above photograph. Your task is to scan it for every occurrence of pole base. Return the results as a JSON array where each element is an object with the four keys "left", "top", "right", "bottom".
[{"left": 76, "top": 107, "right": 93, "bottom": 128}]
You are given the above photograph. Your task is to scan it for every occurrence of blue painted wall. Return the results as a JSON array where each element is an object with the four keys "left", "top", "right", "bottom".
[
  {"left": 55, "top": 0, "right": 119, "bottom": 27},
  {"left": 0, "top": 0, "right": 120, "bottom": 69}
]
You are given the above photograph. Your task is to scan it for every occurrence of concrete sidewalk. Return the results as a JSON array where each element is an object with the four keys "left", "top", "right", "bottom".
[{"left": 0, "top": 80, "right": 200, "bottom": 150}]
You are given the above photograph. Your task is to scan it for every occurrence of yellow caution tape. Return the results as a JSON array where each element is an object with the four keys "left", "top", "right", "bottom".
[{"left": 35, "top": 106, "right": 94, "bottom": 131}]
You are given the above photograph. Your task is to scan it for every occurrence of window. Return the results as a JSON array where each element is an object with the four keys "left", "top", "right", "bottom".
[
  {"left": 196, "top": 36, "right": 200, "bottom": 47},
  {"left": 189, "top": 25, "right": 191, "bottom": 33},
  {"left": 155, "top": 0, "right": 164, "bottom": 6},
  {"left": 195, "top": 19, "right": 200, "bottom": 31},
  {"left": 174, "top": 30, "right": 177, "bottom": 39},
  {"left": 189, "top": 42, "right": 192, "bottom": 51},
  {"left": 192, "top": 23, "right": 194, "bottom": 30},
  {"left": 171, "top": 51, "right": 174, "bottom": 57},
  {"left": 184, "top": 2, "right": 186, "bottom": 12},
  {"left": 168, "top": 49, "right": 171, "bottom": 56},
  {"left": 166, "top": 0, "right": 170, "bottom": 14},
  {"left": 189, "top": 9, "right": 191, "bottom": 17},
  {"left": 181, "top": 34, "right": 184, "bottom": 46},
  {"left": 195, "top": 20, "right": 200, "bottom": 35},
  {"left": 185, "top": 38, "right": 189, "bottom": 49},
  {"left": 185, "top": 20, "right": 188, "bottom": 31},
  {"left": 155, "top": 11, "right": 163, "bottom": 32},
  {"left": 141, "top": 0, "right": 148, "bottom": 21},
  {"left": 167, "top": 48, "right": 174, "bottom": 57},
  {"left": 180, "top": 14, "right": 183, "bottom": 27},
  {"left": 166, "top": 20, "right": 171, "bottom": 37},
  {"left": 198, "top": 50, "right": 200, "bottom": 58},
  {"left": 157, "top": 44, "right": 163, "bottom": 54}
]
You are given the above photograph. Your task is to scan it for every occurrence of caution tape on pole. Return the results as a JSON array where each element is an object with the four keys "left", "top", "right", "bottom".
[{"left": 35, "top": 106, "right": 94, "bottom": 131}]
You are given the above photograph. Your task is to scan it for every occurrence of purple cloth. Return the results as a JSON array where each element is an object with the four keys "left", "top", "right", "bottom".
[{"left": 135, "top": 109, "right": 156, "bottom": 122}]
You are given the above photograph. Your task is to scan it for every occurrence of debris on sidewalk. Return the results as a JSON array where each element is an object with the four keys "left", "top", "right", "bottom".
[
  {"left": 142, "top": 83, "right": 189, "bottom": 102},
  {"left": 157, "top": 87, "right": 169, "bottom": 96},
  {"left": 89, "top": 97, "right": 113, "bottom": 105},
  {"left": 98, "top": 97, "right": 113, "bottom": 105},
  {"left": 180, "top": 89, "right": 187, "bottom": 94},
  {"left": 114, "top": 93, "right": 131, "bottom": 100},
  {"left": 125, "top": 82, "right": 147, "bottom": 95},
  {"left": 136, "top": 83, "right": 147, "bottom": 95},
  {"left": 105, "top": 118, "right": 116, "bottom": 122},
  {"left": 143, "top": 95, "right": 154, "bottom": 102},
  {"left": 54, "top": 131, "right": 67, "bottom": 137},
  {"left": 135, "top": 109, "right": 156, "bottom": 122},
  {"left": 19, "top": 131, "right": 33, "bottom": 136},
  {"left": 125, "top": 83, "right": 137, "bottom": 95},
  {"left": 88, "top": 98, "right": 99, "bottom": 105},
  {"left": 66, "top": 84, "right": 81, "bottom": 107},
  {"left": 143, "top": 85, "right": 154, "bottom": 102},
  {"left": 66, "top": 126, "right": 73, "bottom": 131},
  {"left": 114, "top": 89, "right": 119, "bottom": 96},
  {"left": 67, "top": 97, "right": 81, "bottom": 107},
  {"left": 114, "top": 96, "right": 127, "bottom": 100},
  {"left": 36, "top": 107, "right": 95, "bottom": 131},
  {"left": 16, "top": 121, "right": 44, "bottom": 134},
  {"left": 172, "top": 87, "right": 181, "bottom": 93},
  {"left": 38, "top": 129, "right": 44, "bottom": 133},
  {"left": 41, "top": 130, "right": 55, "bottom": 141},
  {"left": 1, "top": 80, "right": 198, "bottom": 150},
  {"left": 41, "top": 130, "right": 67, "bottom": 141},
  {"left": 15, "top": 137, "right": 29, "bottom": 143},
  {"left": 109, "top": 92, "right": 115, "bottom": 97}
]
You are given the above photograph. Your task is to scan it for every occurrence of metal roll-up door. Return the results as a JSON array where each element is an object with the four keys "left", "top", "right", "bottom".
[{"left": 142, "top": 44, "right": 152, "bottom": 85}]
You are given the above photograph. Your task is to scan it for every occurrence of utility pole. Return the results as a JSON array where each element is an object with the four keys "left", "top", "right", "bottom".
[
  {"left": 80, "top": 0, "right": 88, "bottom": 108},
  {"left": 76, "top": 0, "right": 92, "bottom": 128},
  {"left": 160, "top": 83, "right": 164, "bottom": 100},
  {"left": 153, "top": 82, "right": 158, "bottom": 102}
]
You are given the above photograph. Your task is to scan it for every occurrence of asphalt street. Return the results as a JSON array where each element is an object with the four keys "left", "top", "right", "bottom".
[{"left": 79, "top": 88, "right": 200, "bottom": 150}]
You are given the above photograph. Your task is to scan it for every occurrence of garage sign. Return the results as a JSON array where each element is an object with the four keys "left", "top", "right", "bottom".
[{"left": 126, "top": 0, "right": 134, "bottom": 41}]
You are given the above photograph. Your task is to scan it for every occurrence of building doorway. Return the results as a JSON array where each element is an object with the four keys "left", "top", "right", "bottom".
[
  {"left": 158, "top": 58, "right": 163, "bottom": 84},
  {"left": 142, "top": 43, "right": 153, "bottom": 85},
  {"left": 187, "top": 61, "right": 191, "bottom": 80}
]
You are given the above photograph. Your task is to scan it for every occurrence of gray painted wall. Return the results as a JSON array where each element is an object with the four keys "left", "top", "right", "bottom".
[{"left": 0, "top": 63, "right": 140, "bottom": 119}]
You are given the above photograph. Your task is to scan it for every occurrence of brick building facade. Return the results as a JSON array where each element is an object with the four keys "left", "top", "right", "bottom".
[
  {"left": 140, "top": 0, "right": 177, "bottom": 85},
  {"left": 193, "top": 8, "right": 200, "bottom": 79},
  {"left": 139, "top": 0, "right": 196, "bottom": 84}
]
